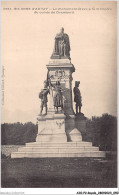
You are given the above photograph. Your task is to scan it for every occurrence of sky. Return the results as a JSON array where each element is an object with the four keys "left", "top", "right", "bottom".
[{"left": 1, "top": 1, "right": 117, "bottom": 123}]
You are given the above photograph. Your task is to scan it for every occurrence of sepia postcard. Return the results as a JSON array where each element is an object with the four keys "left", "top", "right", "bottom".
[{"left": 1, "top": 1, "right": 118, "bottom": 194}]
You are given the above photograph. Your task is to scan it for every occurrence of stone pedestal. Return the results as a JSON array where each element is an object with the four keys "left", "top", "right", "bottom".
[
  {"left": 36, "top": 113, "right": 67, "bottom": 142},
  {"left": 46, "top": 58, "right": 75, "bottom": 117},
  {"left": 65, "top": 115, "right": 76, "bottom": 141},
  {"left": 75, "top": 113, "right": 87, "bottom": 138},
  {"left": 11, "top": 58, "right": 106, "bottom": 158},
  {"left": 69, "top": 128, "right": 82, "bottom": 142},
  {"left": 11, "top": 111, "right": 106, "bottom": 158},
  {"left": 11, "top": 109, "right": 106, "bottom": 158},
  {"left": 11, "top": 50, "right": 106, "bottom": 158}
]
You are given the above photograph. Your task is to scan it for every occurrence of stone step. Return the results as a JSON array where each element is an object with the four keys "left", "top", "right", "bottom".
[
  {"left": 18, "top": 146, "right": 99, "bottom": 152},
  {"left": 11, "top": 151, "right": 105, "bottom": 158},
  {"left": 26, "top": 141, "right": 92, "bottom": 147},
  {"left": 36, "top": 134, "right": 68, "bottom": 142}
]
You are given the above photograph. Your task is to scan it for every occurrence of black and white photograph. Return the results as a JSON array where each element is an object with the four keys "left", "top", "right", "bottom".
[{"left": 1, "top": 1, "right": 118, "bottom": 193}]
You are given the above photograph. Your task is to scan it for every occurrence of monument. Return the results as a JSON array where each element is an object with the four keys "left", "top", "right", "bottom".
[{"left": 11, "top": 28, "right": 105, "bottom": 158}]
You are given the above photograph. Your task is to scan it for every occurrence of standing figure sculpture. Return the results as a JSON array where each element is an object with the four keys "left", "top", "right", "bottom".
[
  {"left": 52, "top": 27, "right": 71, "bottom": 59},
  {"left": 73, "top": 81, "right": 82, "bottom": 115},
  {"left": 53, "top": 81, "right": 63, "bottom": 112},
  {"left": 39, "top": 80, "right": 50, "bottom": 115}
]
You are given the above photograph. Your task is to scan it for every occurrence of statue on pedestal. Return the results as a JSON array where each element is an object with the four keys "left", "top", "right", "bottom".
[
  {"left": 39, "top": 80, "right": 50, "bottom": 115},
  {"left": 73, "top": 81, "right": 82, "bottom": 115},
  {"left": 52, "top": 27, "right": 71, "bottom": 59},
  {"left": 53, "top": 81, "right": 63, "bottom": 112}
]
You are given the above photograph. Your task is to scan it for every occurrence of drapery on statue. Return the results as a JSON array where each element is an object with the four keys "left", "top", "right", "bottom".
[
  {"left": 39, "top": 80, "right": 50, "bottom": 115},
  {"left": 52, "top": 27, "right": 71, "bottom": 59},
  {"left": 73, "top": 81, "right": 82, "bottom": 115},
  {"left": 46, "top": 71, "right": 65, "bottom": 113},
  {"left": 53, "top": 81, "right": 63, "bottom": 112}
]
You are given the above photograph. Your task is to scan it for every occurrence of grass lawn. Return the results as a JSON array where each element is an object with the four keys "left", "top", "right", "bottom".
[{"left": 1, "top": 157, "right": 117, "bottom": 188}]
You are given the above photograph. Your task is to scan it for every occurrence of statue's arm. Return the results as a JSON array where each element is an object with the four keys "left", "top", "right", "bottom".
[
  {"left": 65, "top": 34, "right": 70, "bottom": 50},
  {"left": 74, "top": 87, "right": 77, "bottom": 95},
  {"left": 43, "top": 89, "right": 50, "bottom": 95}
]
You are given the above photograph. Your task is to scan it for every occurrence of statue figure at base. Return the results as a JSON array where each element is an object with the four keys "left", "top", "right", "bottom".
[
  {"left": 53, "top": 81, "right": 63, "bottom": 112},
  {"left": 39, "top": 80, "right": 50, "bottom": 115},
  {"left": 73, "top": 81, "right": 82, "bottom": 115}
]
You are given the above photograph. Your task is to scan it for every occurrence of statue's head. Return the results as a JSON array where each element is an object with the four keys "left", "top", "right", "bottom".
[
  {"left": 60, "top": 27, "right": 64, "bottom": 34},
  {"left": 75, "top": 81, "right": 80, "bottom": 87}
]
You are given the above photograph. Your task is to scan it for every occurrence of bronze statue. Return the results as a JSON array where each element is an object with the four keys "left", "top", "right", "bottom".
[
  {"left": 73, "top": 81, "right": 82, "bottom": 115},
  {"left": 52, "top": 27, "right": 70, "bottom": 59},
  {"left": 53, "top": 81, "right": 63, "bottom": 112},
  {"left": 39, "top": 80, "right": 50, "bottom": 115}
]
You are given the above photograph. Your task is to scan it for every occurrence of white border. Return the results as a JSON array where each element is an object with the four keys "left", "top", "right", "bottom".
[{"left": 0, "top": 0, "right": 118, "bottom": 194}]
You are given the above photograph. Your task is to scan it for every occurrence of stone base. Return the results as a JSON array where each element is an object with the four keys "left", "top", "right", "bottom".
[
  {"left": 11, "top": 112, "right": 105, "bottom": 158},
  {"left": 36, "top": 113, "right": 67, "bottom": 142},
  {"left": 69, "top": 128, "right": 82, "bottom": 142},
  {"left": 75, "top": 113, "right": 87, "bottom": 134},
  {"left": 36, "top": 134, "right": 67, "bottom": 142},
  {"left": 50, "top": 54, "right": 70, "bottom": 60},
  {"left": 11, "top": 141, "right": 106, "bottom": 158}
]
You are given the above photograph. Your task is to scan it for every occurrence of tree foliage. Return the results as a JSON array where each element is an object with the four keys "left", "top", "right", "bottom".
[
  {"left": 1, "top": 122, "right": 38, "bottom": 145},
  {"left": 85, "top": 113, "right": 117, "bottom": 151}
]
